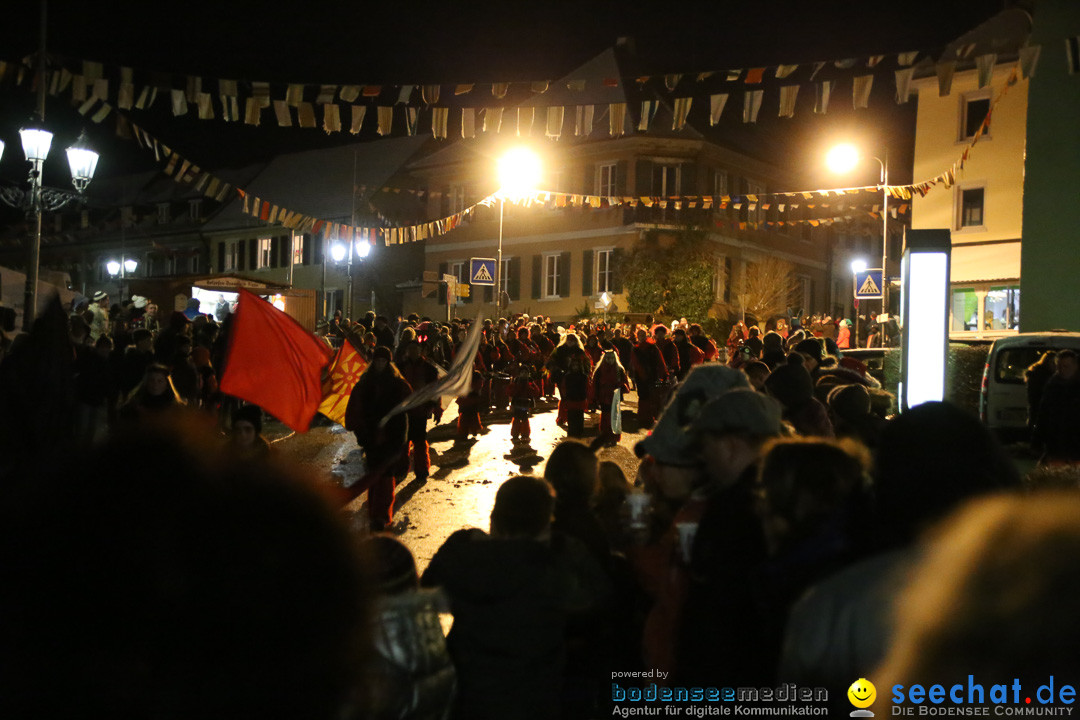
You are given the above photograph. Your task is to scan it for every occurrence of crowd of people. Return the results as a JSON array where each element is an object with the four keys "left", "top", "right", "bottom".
[{"left": 1, "top": 294, "right": 1078, "bottom": 720}]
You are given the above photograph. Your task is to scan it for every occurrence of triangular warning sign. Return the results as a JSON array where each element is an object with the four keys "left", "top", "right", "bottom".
[
  {"left": 473, "top": 263, "right": 493, "bottom": 282},
  {"left": 858, "top": 274, "right": 881, "bottom": 295}
]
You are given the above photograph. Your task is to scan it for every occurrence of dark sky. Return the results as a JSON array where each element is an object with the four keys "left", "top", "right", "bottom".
[{"left": 0, "top": 0, "right": 1013, "bottom": 185}]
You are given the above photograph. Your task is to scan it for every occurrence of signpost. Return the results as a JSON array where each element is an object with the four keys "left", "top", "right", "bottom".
[{"left": 854, "top": 268, "right": 884, "bottom": 300}]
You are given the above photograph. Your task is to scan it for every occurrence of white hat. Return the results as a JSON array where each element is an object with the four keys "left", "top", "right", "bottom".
[{"left": 132, "top": 295, "right": 148, "bottom": 309}]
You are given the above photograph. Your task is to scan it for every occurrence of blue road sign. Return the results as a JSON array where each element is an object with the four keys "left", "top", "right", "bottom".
[
  {"left": 470, "top": 257, "right": 496, "bottom": 286},
  {"left": 854, "top": 268, "right": 884, "bottom": 299}
]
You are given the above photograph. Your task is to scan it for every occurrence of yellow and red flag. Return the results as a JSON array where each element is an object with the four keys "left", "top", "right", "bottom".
[{"left": 318, "top": 341, "right": 367, "bottom": 426}]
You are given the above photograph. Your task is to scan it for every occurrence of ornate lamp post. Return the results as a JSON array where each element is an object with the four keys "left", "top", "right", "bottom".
[{"left": 0, "top": 0, "right": 100, "bottom": 330}]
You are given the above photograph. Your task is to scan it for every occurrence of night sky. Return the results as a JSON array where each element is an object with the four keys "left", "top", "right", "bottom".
[{"left": 0, "top": 0, "right": 1014, "bottom": 185}]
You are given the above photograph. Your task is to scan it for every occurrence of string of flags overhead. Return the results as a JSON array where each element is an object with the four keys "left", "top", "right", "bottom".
[
  {"left": 0, "top": 34, "right": 1040, "bottom": 140},
  {"left": 2, "top": 38, "right": 1017, "bottom": 247}
]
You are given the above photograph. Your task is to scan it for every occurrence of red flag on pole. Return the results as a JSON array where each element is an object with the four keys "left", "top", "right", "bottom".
[{"left": 220, "top": 288, "right": 331, "bottom": 432}]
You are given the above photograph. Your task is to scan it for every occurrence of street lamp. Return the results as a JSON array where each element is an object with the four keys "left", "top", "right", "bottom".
[
  {"left": 0, "top": 0, "right": 100, "bottom": 331},
  {"left": 495, "top": 147, "right": 541, "bottom": 314},
  {"left": 106, "top": 257, "right": 138, "bottom": 302},
  {"left": 850, "top": 258, "right": 867, "bottom": 347},
  {"left": 827, "top": 142, "right": 890, "bottom": 321}
]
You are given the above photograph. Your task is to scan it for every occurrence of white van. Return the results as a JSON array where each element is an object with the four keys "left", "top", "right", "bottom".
[{"left": 979, "top": 331, "right": 1080, "bottom": 438}]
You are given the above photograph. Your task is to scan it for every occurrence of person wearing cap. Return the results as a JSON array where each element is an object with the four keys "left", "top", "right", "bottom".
[
  {"left": 88, "top": 291, "right": 110, "bottom": 342},
  {"left": 672, "top": 389, "right": 784, "bottom": 686},
  {"left": 627, "top": 369, "right": 756, "bottom": 679},
  {"left": 652, "top": 325, "right": 680, "bottom": 381},
  {"left": 344, "top": 345, "right": 412, "bottom": 531}
]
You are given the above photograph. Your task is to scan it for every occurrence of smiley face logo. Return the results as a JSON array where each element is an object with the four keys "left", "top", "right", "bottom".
[{"left": 848, "top": 678, "right": 877, "bottom": 709}]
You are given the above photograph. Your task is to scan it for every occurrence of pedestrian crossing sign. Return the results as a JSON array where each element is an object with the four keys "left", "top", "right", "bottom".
[
  {"left": 854, "top": 269, "right": 884, "bottom": 299},
  {"left": 470, "top": 258, "right": 496, "bottom": 286}
]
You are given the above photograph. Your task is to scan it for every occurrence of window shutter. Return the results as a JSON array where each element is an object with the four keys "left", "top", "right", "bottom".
[
  {"left": 237, "top": 240, "right": 247, "bottom": 271},
  {"left": 616, "top": 160, "right": 628, "bottom": 196},
  {"left": 217, "top": 242, "right": 225, "bottom": 273},
  {"left": 531, "top": 255, "right": 541, "bottom": 299},
  {"left": 584, "top": 163, "right": 594, "bottom": 195},
  {"left": 582, "top": 249, "right": 593, "bottom": 296},
  {"left": 270, "top": 237, "right": 281, "bottom": 268},
  {"left": 247, "top": 239, "right": 256, "bottom": 270},
  {"left": 611, "top": 248, "right": 625, "bottom": 293},
  {"left": 302, "top": 234, "right": 312, "bottom": 265},
  {"left": 314, "top": 233, "right": 324, "bottom": 266},
  {"left": 558, "top": 251, "right": 571, "bottom": 298},
  {"left": 279, "top": 235, "right": 291, "bottom": 267},
  {"left": 681, "top": 163, "right": 696, "bottom": 195},
  {"left": 509, "top": 257, "right": 521, "bottom": 300},
  {"left": 437, "top": 262, "right": 448, "bottom": 305},
  {"left": 636, "top": 160, "right": 654, "bottom": 196}
]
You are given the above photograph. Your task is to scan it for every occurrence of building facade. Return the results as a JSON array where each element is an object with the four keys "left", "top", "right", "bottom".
[{"left": 910, "top": 8, "right": 1031, "bottom": 338}]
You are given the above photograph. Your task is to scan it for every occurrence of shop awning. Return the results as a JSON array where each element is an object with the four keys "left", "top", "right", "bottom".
[{"left": 950, "top": 241, "right": 1021, "bottom": 284}]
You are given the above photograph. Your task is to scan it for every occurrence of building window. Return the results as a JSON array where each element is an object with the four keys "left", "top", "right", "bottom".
[
  {"left": 446, "top": 185, "right": 467, "bottom": 214},
  {"left": 552, "top": 169, "right": 567, "bottom": 193},
  {"left": 189, "top": 255, "right": 200, "bottom": 274},
  {"left": 597, "top": 162, "right": 616, "bottom": 197},
  {"left": 797, "top": 274, "right": 812, "bottom": 312},
  {"left": 595, "top": 248, "right": 613, "bottom": 294},
  {"left": 292, "top": 234, "right": 304, "bottom": 265},
  {"left": 713, "top": 169, "right": 729, "bottom": 197},
  {"left": 958, "top": 187, "right": 985, "bottom": 229},
  {"left": 652, "top": 164, "right": 681, "bottom": 196},
  {"left": 746, "top": 179, "right": 765, "bottom": 224},
  {"left": 157, "top": 203, "right": 170, "bottom": 225},
  {"left": 224, "top": 240, "right": 241, "bottom": 271},
  {"left": 951, "top": 287, "right": 978, "bottom": 331},
  {"left": 189, "top": 199, "right": 202, "bottom": 221},
  {"left": 501, "top": 257, "right": 512, "bottom": 292},
  {"left": 961, "top": 94, "right": 991, "bottom": 140},
  {"left": 450, "top": 261, "right": 466, "bottom": 284},
  {"left": 715, "top": 255, "right": 732, "bottom": 302},
  {"left": 543, "top": 254, "right": 560, "bottom": 298},
  {"left": 986, "top": 285, "right": 1020, "bottom": 330},
  {"left": 257, "top": 238, "right": 273, "bottom": 269}
]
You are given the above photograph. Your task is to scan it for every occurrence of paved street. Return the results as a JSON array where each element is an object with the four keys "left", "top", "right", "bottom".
[{"left": 278, "top": 391, "right": 650, "bottom": 573}]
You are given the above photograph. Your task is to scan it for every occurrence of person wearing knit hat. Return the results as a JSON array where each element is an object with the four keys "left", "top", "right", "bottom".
[{"left": 229, "top": 404, "right": 271, "bottom": 458}]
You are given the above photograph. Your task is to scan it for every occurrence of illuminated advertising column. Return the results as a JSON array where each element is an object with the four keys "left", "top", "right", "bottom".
[{"left": 900, "top": 229, "right": 951, "bottom": 411}]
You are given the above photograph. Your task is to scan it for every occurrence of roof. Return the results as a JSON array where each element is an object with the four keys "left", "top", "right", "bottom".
[{"left": 203, "top": 135, "right": 431, "bottom": 231}]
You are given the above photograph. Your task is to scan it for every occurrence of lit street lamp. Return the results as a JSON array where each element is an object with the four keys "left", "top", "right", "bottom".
[
  {"left": 827, "top": 143, "right": 890, "bottom": 323},
  {"left": 0, "top": 0, "right": 100, "bottom": 330},
  {"left": 330, "top": 236, "right": 370, "bottom": 320},
  {"left": 106, "top": 257, "right": 139, "bottom": 302},
  {"left": 495, "top": 147, "right": 541, "bottom": 314}
]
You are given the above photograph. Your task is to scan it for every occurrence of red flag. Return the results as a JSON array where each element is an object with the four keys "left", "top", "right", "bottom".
[{"left": 220, "top": 288, "right": 330, "bottom": 432}]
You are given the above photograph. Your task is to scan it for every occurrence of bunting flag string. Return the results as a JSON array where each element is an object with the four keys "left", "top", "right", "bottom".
[
  {"left": 44, "top": 56, "right": 1015, "bottom": 251},
  {"left": 0, "top": 31, "right": 1036, "bottom": 141}
]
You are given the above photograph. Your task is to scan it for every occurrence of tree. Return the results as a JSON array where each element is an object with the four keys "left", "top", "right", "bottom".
[
  {"left": 737, "top": 256, "right": 801, "bottom": 323},
  {"left": 621, "top": 229, "right": 714, "bottom": 321}
]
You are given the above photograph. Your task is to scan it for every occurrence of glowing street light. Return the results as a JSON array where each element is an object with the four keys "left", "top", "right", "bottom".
[
  {"left": 493, "top": 147, "right": 541, "bottom": 312},
  {"left": 330, "top": 242, "right": 347, "bottom": 263},
  {"left": 828, "top": 142, "right": 890, "bottom": 339}
]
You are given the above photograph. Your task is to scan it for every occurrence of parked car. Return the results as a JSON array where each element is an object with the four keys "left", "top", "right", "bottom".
[{"left": 979, "top": 331, "right": 1080, "bottom": 440}]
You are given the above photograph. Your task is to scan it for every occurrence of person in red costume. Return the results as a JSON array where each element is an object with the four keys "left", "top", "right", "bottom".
[
  {"left": 590, "top": 349, "right": 631, "bottom": 447},
  {"left": 344, "top": 345, "right": 411, "bottom": 531}
]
